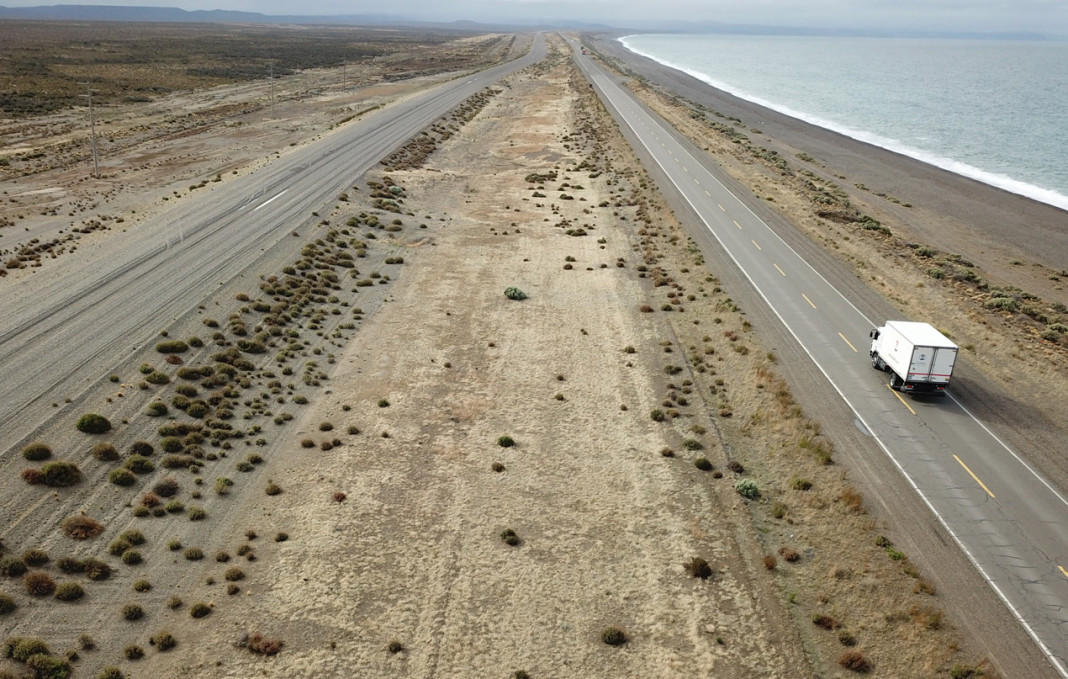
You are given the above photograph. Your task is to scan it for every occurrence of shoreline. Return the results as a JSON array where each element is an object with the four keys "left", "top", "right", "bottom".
[
  {"left": 616, "top": 34, "right": 1068, "bottom": 212},
  {"left": 589, "top": 33, "right": 1068, "bottom": 276}
]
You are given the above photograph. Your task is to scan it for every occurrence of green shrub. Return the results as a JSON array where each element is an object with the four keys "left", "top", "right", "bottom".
[
  {"left": 187, "top": 506, "right": 207, "bottom": 521},
  {"left": 497, "top": 435, "right": 515, "bottom": 448},
  {"left": 91, "top": 443, "right": 119, "bottom": 461},
  {"left": 82, "top": 559, "right": 111, "bottom": 581},
  {"left": 150, "top": 631, "right": 176, "bottom": 651},
  {"left": 650, "top": 409, "right": 665, "bottom": 422},
  {"left": 22, "top": 550, "right": 49, "bottom": 567},
  {"left": 5, "top": 637, "right": 50, "bottom": 662},
  {"left": 108, "top": 469, "right": 137, "bottom": 486},
  {"left": 504, "top": 286, "right": 527, "bottom": 300},
  {"left": 153, "top": 477, "right": 179, "bottom": 497},
  {"left": 125, "top": 455, "right": 154, "bottom": 475},
  {"left": 145, "top": 371, "right": 170, "bottom": 385},
  {"left": 682, "top": 438, "right": 703, "bottom": 451},
  {"left": 121, "top": 603, "right": 144, "bottom": 620},
  {"left": 108, "top": 539, "right": 132, "bottom": 556},
  {"left": 41, "top": 461, "right": 82, "bottom": 487},
  {"left": 123, "top": 645, "right": 143, "bottom": 660},
  {"left": 121, "top": 551, "right": 143, "bottom": 566},
  {"left": 684, "top": 557, "right": 713, "bottom": 579},
  {"left": 500, "top": 529, "right": 520, "bottom": 546},
  {"left": 601, "top": 627, "right": 627, "bottom": 646},
  {"left": 155, "top": 340, "right": 189, "bottom": 354},
  {"left": 98, "top": 667, "right": 125, "bottom": 679},
  {"left": 791, "top": 477, "right": 813, "bottom": 491},
  {"left": 22, "top": 442, "right": 52, "bottom": 461},
  {"left": 145, "top": 401, "right": 168, "bottom": 417},
  {"left": 54, "top": 582, "right": 85, "bottom": 602},
  {"left": 159, "top": 437, "right": 183, "bottom": 453},
  {"left": 76, "top": 413, "right": 111, "bottom": 434},
  {"left": 265, "top": 482, "right": 282, "bottom": 496},
  {"left": 224, "top": 567, "right": 245, "bottom": 581},
  {"left": 735, "top": 479, "right": 760, "bottom": 499},
  {"left": 694, "top": 458, "right": 713, "bottom": 471},
  {"left": 190, "top": 602, "right": 212, "bottom": 618},
  {"left": 0, "top": 594, "right": 16, "bottom": 614},
  {"left": 132, "top": 579, "right": 151, "bottom": 592},
  {"left": 25, "top": 653, "right": 71, "bottom": 678},
  {"left": 0, "top": 557, "right": 28, "bottom": 577}
]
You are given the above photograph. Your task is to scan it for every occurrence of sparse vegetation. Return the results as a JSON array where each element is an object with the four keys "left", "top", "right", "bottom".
[
  {"left": 76, "top": 413, "right": 111, "bottom": 434},
  {"left": 60, "top": 515, "right": 103, "bottom": 539},
  {"left": 247, "top": 632, "right": 284, "bottom": 656},
  {"left": 601, "top": 627, "right": 627, "bottom": 646}
]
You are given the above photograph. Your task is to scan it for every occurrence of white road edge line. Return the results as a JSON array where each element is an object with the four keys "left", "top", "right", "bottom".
[
  {"left": 253, "top": 189, "right": 288, "bottom": 211},
  {"left": 592, "top": 71, "right": 1068, "bottom": 679}
]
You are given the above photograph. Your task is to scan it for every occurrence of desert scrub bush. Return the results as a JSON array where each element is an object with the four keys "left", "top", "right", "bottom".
[
  {"left": 22, "top": 550, "right": 49, "bottom": 568},
  {"left": 121, "top": 603, "right": 144, "bottom": 620},
  {"left": 735, "top": 479, "right": 760, "bottom": 499},
  {"left": 837, "top": 650, "right": 871, "bottom": 672},
  {"left": 56, "top": 557, "right": 85, "bottom": 574},
  {"left": 167, "top": 595, "right": 183, "bottom": 610},
  {"left": 189, "top": 602, "right": 212, "bottom": 618},
  {"left": 21, "top": 442, "right": 52, "bottom": 461},
  {"left": 791, "top": 476, "right": 813, "bottom": 491},
  {"left": 246, "top": 633, "right": 283, "bottom": 656},
  {"left": 24, "top": 571, "right": 56, "bottom": 596},
  {"left": 153, "top": 477, "right": 179, "bottom": 497},
  {"left": 149, "top": 631, "right": 176, "bottom": 651},
  {"left": 21, "top": 468, "right": 43, "bottom": 485},
  {"left": 500, "top": 529, "right": 521, "bottom": 546},
  {"left": 83, "top": 559, "right": 111, "bottom": 581},
  {"left": 187, "top": 506, "right": 207, "bottom": 521},
  {"left": 319, "top": 421, "right": 333, "bottom": 431},
  {"left": 601, "top": 627, "right": 627, "bottom": 646},
  {"left": 684, "top": 557, "right": 713, "bottom": 579},
  {"left": 54, "top": 582, "right": 85, "bottom": 602},
  {"left": 99, "top": 667, "right": 126, "bottom": 679},
  {"left": 224, "top": 567, "right": 245, "bottom": 581},
  {"left": 123, "top": 644, "right": 144, "bottom": 660},
  {"left": 275, "top": 532, "right": 288, "bottom": 542},
  {"left": 145, "top": 371, "right": 170, "bottom": 385},
  {"left": 214, "top": 477, "right": 234, "bottom": 495},
  {"left": 90, "top": 442, "right": 119, "bottom": 461},
  {"left": 0, "top": 557, "right": 28, "bottom": 577},
  {"left": 650, "top": 408, "right": 666, "bottom": 422},
  {"left": 132, "top": 579, "right": 151, "bottom": 592},
  {"left": 121, "top": 550, "right": 143, "bottom": 566},
  {"left": 124, "top": 455, "right": 154, "bottom": 475},
  {"left": 0, "top": 594, "right": 16, "bottom": 615},
  {"left": 504, "top": 286, "right": 527, "bottom": 300},
  {"left": 41, "top": 461, "right": 82, "bottom": 487},
  {"left": 145, "top": 401, "right": 168, "bottom": 417},
  {"left": 61, "top": 515, "right": 103, "bottom": 539},
  {"left": 694, "top": 458, "right": 713, "bottom": 471},
  {"left": 108, "top": 538, "right": 132, "bottom": 556},
  {"left": 76, "top": 413, "right": 111, "bottom": 434},
  {"left": 26, "top": 654, "right": 71, "bottom": 678},
  {"left": 265, "top": 481, "right": 283, "bottom": 496},
  {"left": 155, "top": 340, "right": 189, "bottom": 354},
  {"left": 183, "top": 547, "right": 204, "bottom": 561},
  {"left": 497, "top": 435, "right": 515, "bottom": 448},
  {"left": 4, "top": 637, "right": 50, "bottom": 662}
]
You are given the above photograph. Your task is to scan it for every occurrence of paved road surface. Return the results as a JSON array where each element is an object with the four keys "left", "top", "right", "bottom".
[
  {"left": 572, "top": 40, "right": 1068, "bottom": 677},
  {"left": 0, "top": 36, "right": 545, "bottom": 449}
]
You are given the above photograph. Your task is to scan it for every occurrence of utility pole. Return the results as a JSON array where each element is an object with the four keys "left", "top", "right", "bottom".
[{"left": 80, "top": 81, "right": 99, "bottom": 178}]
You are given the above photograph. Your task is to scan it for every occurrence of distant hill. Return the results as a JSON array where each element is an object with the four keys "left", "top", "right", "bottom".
[{"left": 0, "top": 4, "right": 409, "bottom": 24}]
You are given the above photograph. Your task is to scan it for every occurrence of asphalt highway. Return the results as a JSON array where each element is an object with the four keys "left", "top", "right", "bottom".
[
  {"left": 0, "top": 36, "right": 545, "bottom": 448},
  {"left": 573, "top": 41, "right": 1068, "bottom": 677}
]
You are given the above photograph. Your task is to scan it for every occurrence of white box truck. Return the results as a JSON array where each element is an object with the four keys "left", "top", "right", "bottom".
[{"left": 869, "top": 321, "right": 957, "bottom": 395}]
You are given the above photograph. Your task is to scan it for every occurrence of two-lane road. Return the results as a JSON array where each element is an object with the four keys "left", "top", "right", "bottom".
[
  {"left": 0, "top": 35, "right": 546, "bottom": 447},
  {"left": 573, "top": 42, "right": 1068, "bottom": 676}
]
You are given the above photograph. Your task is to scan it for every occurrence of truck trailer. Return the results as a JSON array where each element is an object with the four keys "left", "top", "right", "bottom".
[{"left": 869, "top": 321, "right": 957, "bottom": 395}]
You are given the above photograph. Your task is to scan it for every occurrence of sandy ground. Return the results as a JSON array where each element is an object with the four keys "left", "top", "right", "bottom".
[{"left": 0, "top": 32, "right": 1037, "bottom": 679}]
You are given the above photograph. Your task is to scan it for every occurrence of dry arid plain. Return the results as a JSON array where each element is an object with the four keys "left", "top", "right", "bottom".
[{"left": 1, "top": 25, "right": 1066, "bottom": 679}]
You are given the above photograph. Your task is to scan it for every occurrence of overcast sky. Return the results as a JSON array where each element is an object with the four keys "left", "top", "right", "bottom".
[{"left": 2, "top": 0, "right": 1066, "bottom": 35}]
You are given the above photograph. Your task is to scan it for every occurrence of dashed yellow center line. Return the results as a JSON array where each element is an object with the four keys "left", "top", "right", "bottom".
[
  {"left": 694, "top": 178, "right": 700, "bottom": 185},
  {"left": 751, "top": 240, "right": 762, "bottom": 251},
  {"left": 683, "top": 166, "right": 689, "bottom": 172},
  {"left": 705, "top": 190, "right": 711, "bottom": 197},
  {"left": 773, "top": 263, "right": 786, "bottom": 276},
  {"left": 838, "top": 332, "right": 857, "bottom": 352},
  {"left": 734, "top": 220, "right": 742, "bottom": 230},
  {"left": 886, "top": 384, "right": 917, "bottom": 414},
  {"left": 1059, "top": 565, "right": 1068, "bottom": 580},
  {"left": 801, "top": 293, "right": 817, "bottom": 309},
  {"left": 954, "top": 454, "right": 996, "bottom": 499},
  {"left": 717, "top": 203, "right": 725, "bottom": 212}
]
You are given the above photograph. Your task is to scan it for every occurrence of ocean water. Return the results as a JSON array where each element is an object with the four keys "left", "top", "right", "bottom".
[{"left": 620, "top": 34, "right": 1068, "bottom": 211}]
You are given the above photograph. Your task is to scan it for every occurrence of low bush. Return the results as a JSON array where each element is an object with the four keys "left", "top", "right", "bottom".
[
  {"left": 0, "top": 557, "right": 28, "bottom": 577},
  {"left": 22, "top": 550, "right": 49, "bottom": 568},
  {"left": 60, "top": 515, "right": 103, "bottom": 539},
  {"left": 247, "top": 633, "right": 283, "bottom": 656},
  {"left": 25, "top": 654, "right": 70, "bottom": 678},
  {"left": 190, "top": 602, "right": 212, "bottom": 618},
  {"left": 153, "top": 477, "right": 180, "bottom": 497},
  {"left": 694, "top": 458, "right": 713, "bottom": 471},
  {"left": 108, "top": 469, "right": 137, "bottom": 486},
  {"left": 145, "top": 371, "right": 170, "bottom": 385},
  {"left": 91, "top": 442, "right": 119, "bottom": 461},
  {"left": 24, "top": 571, "right": 56, "bottom": 596},
  {"left": 54, "top": 582, "right": 85, "bottom": 601},
  {"left": 76, "top": 413, "right": 111, "bottom": 434},
  {"left": 156, "top": 340, "right": 189, "bottom": 354},
  {"left": 22, "top": 442, "right": 52, "bottom": 461},
  {"left": 145, "top": 401, "right": 168, "bottom": 417},
  {"left": 187, "top": 506, "right": 207, "bottom": 521},
  {"left": 224, "top": 567, "right": 245, "bottom": 582},
  {"left": 41, "top": 461, "right": 82, "bottom": 487},
  {"left": 132, "top": 579, "right": 151, "bottom": 592},
  {"left": 500, "top": 529, "right": 521, "bottom": 546},
  {"left": 125, "top": 455, "right": 155, "bottom": 475},
  {"left": 56, "top": 557, "right": 84, "bottom": 574},
  {"left": 150, "top": 631, "right": 176, "bottom": 651},
  {"left": 122, "top": 603, "right": 144, "bottom": 621},
  {"left": 504, "top": 287, "right": 527, "bottom": 300},
  {"left": 83, "top": 559, "right": 111, "bottom": 581},
  {"left": 735, "top": 479, "right": 760, "bottom": 499},
  {"left": 121, "top": 550, "right": 143, "bottom": 566},
  {"left": 684, "top": 557, "right": 713, "bottom": 579},
  {"left": 601, "top": 627, "right": 627, "bottom": 646},
  {"left": 124, "top": 645, "right": 144, "bottom": 660},
  {"left": 265, "top": 482, "right": 282, "bottom": 496},
  {"left": 838, "top": 650, "right": 871, "bottom": 672},
  {"left": 5, "top": 637, "right": 50, "bottom": 662},
  {"left": 497, "top": 435, "right": 515, "bottom": 448},
  {"left": 0, "top": 594, "right": 16, "bottom": 614}
]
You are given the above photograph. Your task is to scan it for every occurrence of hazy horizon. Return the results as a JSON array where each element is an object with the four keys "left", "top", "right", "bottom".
[{"left": 1, "top": 0, "right": 1066, "bottom": 36}]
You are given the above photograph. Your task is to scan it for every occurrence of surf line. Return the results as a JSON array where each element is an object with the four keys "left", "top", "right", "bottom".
[{"left": 253, "top": 189, "right": 288, "bottom": 211}]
